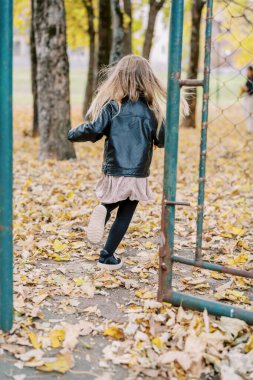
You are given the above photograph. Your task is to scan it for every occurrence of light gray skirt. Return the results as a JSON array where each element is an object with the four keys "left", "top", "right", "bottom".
[{"left": 95, "top": 174, "right": 154, "bottom": 203}]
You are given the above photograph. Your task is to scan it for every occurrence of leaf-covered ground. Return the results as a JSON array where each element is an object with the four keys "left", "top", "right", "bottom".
[{"left": 0, "top": 106, "right": 253, "bottom": 380}]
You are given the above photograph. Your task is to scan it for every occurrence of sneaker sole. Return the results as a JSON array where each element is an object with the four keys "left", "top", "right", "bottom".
[
  {"left": 87, "top": 205, "right": 107, "bottom": 244},
  {"left": 97, "top": 261, "right": 123, "bottom": 270}
]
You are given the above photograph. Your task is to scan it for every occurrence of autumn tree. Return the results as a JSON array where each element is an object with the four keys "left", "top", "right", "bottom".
[{"left": 33, "top": 0, "right": 76, "bottom": 160}]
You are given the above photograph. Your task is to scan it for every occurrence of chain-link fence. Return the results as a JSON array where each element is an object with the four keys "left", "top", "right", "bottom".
[{"left": 161, "top": 0, "right": 253, "bottom": 315}]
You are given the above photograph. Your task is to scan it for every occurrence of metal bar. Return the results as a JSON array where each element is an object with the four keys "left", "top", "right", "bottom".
[
  {"left": 195, "top": 0, "right": 213, "bottom": 260},
  {"left": 165, "top": 290, "right": 253, "bottom": 325},
  {"left": 165, "top": 200, "right": 191, "bottom": 206},
  {"left": 172, "top": 255, "right": 253, "bottom": 279},
  {"left": 179, "top": 79, "right": 204, "bottom": 87},
  {"left": 0, "top": 0, "right": 13, "bottom": 331},
  {"left": 158, "top": 0, "right": 184, "bottom": 301}
]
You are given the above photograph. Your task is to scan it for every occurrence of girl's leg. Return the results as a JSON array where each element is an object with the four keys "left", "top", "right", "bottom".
[
  {"left": 244, "top": 95, "right": 253, "bottom": 132},
  {"left": 103, "top": 198, "right": 138, "bottom": 255},
  {"left": 102, "top": 202, "right": 119, "bottom": 224},
  {"left": 87, "top": 201, "right": 119, "bottom": 244},
  {"left": 248, "top": 96, "right": 253, "bottom": 132}
]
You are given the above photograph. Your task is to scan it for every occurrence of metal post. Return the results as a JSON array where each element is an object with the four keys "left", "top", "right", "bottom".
[
  {"left": 165, "top": 291, "right": 253, "bottom": 325},
  {"left": 0, "top": 0, "right": 13, "bottom": 331},
  {"left": 158, "top": 0, "right": 184, "bottom": 300},
  {"left": 196, "top": 0, "right": 213, "bottom": 260},
  {"left": 172, "top": 255, "right": 253, "bottom": 279}
]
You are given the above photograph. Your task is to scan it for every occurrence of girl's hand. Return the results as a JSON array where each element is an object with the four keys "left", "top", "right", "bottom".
[{"left": 240, "top": 85, "right": 248, "bottom": 97}]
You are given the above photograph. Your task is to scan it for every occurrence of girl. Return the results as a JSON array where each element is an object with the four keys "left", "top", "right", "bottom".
[
  {"left": 240, "top": 65, "right": 253, "bottom": 133},
  {"left": 68, "top": 55, "right": 188, "bottom": 270}
]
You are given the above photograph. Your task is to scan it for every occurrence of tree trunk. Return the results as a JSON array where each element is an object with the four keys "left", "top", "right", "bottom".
[
  {"left": 143, "top": 0, "right": 165, "bottom": 60},
  {"left": 123, "top": 0, "right": 132, "bottom": 55},
  {"left": 110, "top": 0, "right": 125, "bottom": 64},
  {"left": 183, "top": 0, "right": 205, "bottom": 128},
  {"left": 82, "top": 0, "right": 96, "bottom": 116},
  {"left": 97, "top": 0, "right": 112, "bottom": 75},
  {"left": 30, "top": 0, "right": 38, "bottom": 137},
  {"left": 33, "top": 0, "right": 75, "bottom": 160}
]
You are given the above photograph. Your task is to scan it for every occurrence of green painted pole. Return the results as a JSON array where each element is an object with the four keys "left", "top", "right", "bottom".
[
  {"left": 172, "top": 255, "right": 253, "bottom": 279},
  {"left": 158, "top": 0, "right": 184, "bottom": 300},
  {"left": 165, "top": 291, "right": 253, "bottom": 325},
  {"left": 0, "top": 0, "right": 13, "bottom": 331},
  {"left": 196, "top": 0, "right": 213, "bottom": 260}
]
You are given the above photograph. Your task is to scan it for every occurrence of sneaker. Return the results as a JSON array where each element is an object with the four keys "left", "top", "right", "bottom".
[
  {"left": 87, "top": 205, "right": 107, "bottom": 244},
  {"left": 97, "top": 249, "right": 123, "bottom": 270}
]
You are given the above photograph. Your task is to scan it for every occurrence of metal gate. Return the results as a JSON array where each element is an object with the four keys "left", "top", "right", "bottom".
[{"left": 158, "top": 0, "right": 253, "bottom": 324}]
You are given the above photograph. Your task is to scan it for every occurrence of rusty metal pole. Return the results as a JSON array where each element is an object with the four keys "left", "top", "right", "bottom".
[
  {"left": 0, "top": 0, "right": 13, "bottom": 331},
  {"left": 158, "top": 0, "right": 184, "bottom": 301},
  {"left": 195, "top": 0, "right": 213, "bottom": 260}
]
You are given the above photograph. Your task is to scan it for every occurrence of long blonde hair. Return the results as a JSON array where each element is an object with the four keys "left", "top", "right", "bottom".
[{"left": 86, "top": 54, "right": 189, "bottom": 132}]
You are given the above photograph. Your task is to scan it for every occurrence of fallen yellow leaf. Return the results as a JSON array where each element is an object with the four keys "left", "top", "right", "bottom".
[
  {"left": 245, "top": 336, "right": 253, "bottom": 353},
  {"left": 227, "top": 252, "right": 248, "bottom": 265},
  {"left": 49, "top": 329, "right": 65, "bottom": 348},
  {"left": 37, "top": 351, "right": 74, "bottom": 373},
  {"left": 236, "top": 240, "right": 251, "bottom": 251},
  {"left": 53, "top": 239, "right": 67, "bottom": 252},
  {"left": 135, "top": 289, "right": 154, "bottom": 299},
  {"left": 224, "top": 225, "right": 245, "bottom": 236},
  {"left": 145, "top": 241, "right": 157, "bottom": 249},
  {"left": 67, "top": 191, "right": 74, "bottom": 199},
  {"left": 103, "top": 326, "right": 125, "bottom": 340},
  {"left": 211, "top": 272, "right": 226, "bottom": 280},
  {"left": 73, "top": 277, "right": 85, "bottom": 286},
  {"left": 28, "top": 332, "right": 41, "bottom": 349},
  {"left": 152, "top": 337, "right": 164, "bottom": 349},
  {"left": 215, "top": 289, "right": 251, "bottom": 304}
]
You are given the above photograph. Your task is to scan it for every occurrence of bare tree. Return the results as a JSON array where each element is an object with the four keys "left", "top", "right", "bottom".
[
  {"left": 143, "top": 0, "right": 165, "bottom": 59},
  {"left": 183, "top": 0, "right": 206, "bottom": 128},
  {"left": 30, "top": 0, "right": 38, "bottom": 137},
  {"left": 33, "top": 0, "right": 76, "bottom": 160},
  {"left": 110, "top": 0, "right": 125, "bottom": 63},
  {"left": 82, "top": 0, "right": 96, "bottom": 116},
  {"left": 97, "top": 0, "right": 112, "bottom": 74},
  {"left": 123, "top": 0, "right": 132, "bottom": 55}
]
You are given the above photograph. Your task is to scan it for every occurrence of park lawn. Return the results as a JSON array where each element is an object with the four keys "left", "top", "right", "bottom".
[
  {"left": 13, "top": 66, "right": 86, "bottom": 108},
  {"left": 1, "top": 105, "right": 251, "bottom": 378},
  {"left": 14, "top": 65, "right": 246, "bottom": 110}
]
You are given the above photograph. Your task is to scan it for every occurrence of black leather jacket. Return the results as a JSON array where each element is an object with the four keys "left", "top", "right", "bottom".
[{"left": 67, "top": 98, "right": 165, "bottom": 177}]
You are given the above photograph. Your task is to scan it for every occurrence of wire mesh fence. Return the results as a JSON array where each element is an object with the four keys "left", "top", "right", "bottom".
[{"left": 171, "top": 0, "right": 253, "bottom": 310}]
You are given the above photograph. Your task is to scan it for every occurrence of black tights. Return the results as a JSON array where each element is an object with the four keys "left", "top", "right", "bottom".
[{"left": 102, "top": 198, "right": 138, "bottom": 255}]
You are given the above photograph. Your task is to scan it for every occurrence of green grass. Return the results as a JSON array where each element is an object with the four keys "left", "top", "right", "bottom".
[
  {"left": 14, "top": 66, "right": 86, "bottom": 109},
  {"left": 14, "top": 66, "right": 246, "bottom": 109},
  {"left": 209, "top": 72, "right": 245, "bottom": 106}
]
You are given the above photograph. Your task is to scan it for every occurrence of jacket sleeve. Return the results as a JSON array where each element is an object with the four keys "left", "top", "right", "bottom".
[
  {"left": 154, "top": 119, "right": 166, "bottom": 148},
  {"left": 67, "top": 103, "right": 112, "bottom": 143}
]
